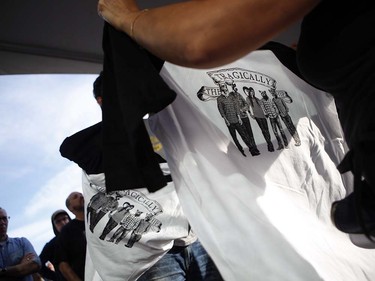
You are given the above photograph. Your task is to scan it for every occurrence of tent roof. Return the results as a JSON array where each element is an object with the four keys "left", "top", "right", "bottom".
[{"left": 1, "top": 0, "right": 300, "bottom": 75}]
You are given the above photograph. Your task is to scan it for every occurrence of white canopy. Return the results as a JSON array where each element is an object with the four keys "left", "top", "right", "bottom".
[{"left": 1, "top": 0, "right": 300, "bottom": 75}]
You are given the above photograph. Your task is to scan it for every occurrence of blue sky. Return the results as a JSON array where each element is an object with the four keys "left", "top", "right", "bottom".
[{"left": 0, "top": 74, "right": 101, "bottom": 254}]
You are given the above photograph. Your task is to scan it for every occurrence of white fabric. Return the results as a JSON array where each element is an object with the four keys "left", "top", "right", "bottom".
[
  {"left": 82, "top": 172, "right": 191, "bottom": 281},
  {"left": 148, "top": 49, "right": 375, "bottom": 281}
]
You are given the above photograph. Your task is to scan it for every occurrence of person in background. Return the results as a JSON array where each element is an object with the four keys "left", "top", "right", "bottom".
[
  {"left": 59, "top": 73, "right": 224, "bottom": 280},
  {"left": 0, "top": 207, "right": 41, "bottom": 281},
  {"left": 55, "top": 193, "right": 86, "bottom": 281},
  {"left": 39, "top": 210, "right": 71, "bottom": 281},
  {"left": 96, "top": 0, "right": 375, "bottom": 240}
]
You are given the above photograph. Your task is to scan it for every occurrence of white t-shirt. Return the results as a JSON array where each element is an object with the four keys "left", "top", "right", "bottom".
[
  {"left": 82, "top": 171, "right": 194, "bottom": 281},
  {"left": 148, "top": 48, "right": 375, "bottom": 281}
]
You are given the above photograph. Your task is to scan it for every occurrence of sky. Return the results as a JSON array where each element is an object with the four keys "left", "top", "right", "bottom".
[{"left": 0, "top": 74, "right": 101, "bottom": 254}]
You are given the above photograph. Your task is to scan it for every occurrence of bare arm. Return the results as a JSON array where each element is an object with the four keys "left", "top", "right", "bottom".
[
  {"left": 97, "top": 0, "right": 320, "bottom": 68},
  {"left": 59, "top": 262, "right": 82, "bottom": 281},
  {"left": 0, "top": 253, "right": 41, "bottom": 278}
]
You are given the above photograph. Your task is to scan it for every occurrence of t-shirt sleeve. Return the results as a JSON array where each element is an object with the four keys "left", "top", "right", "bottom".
[{"left": 22, "top": 237, "right": 42, "bottom": 266}]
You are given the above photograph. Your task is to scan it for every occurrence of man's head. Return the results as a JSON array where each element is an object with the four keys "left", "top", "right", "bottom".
[
  {"left": 93, "top": 72, "right": 103, "bottom": 107},
  {"left": 0, "top": 207, "right": 9, "bottom": 240},
  {"left": 51, "top": 209, "right": 71, "bottom": 235},
  {"left": 232, "top": 83, "right": 238, "bottom": 92},
  {"left": 219, "top": 82, "right": 229, "bottom": 97},
  {"left": 243, "top": 86, "right": 255, "bottom": 97},
  {"left": 123, "top": 202, "right": 134, "bottom": 211},
  {"left": 65, "top": 192, "right": 85, "bottom": 216},
  {"left": 260, "top": 90, "right": 268, "bottom": 100},
  {"left": 268, "top": 88, "right": 277, "bottom": 97}
]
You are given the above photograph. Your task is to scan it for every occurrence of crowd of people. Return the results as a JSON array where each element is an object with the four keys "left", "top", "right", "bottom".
[
  {"left": 3, "top": 0, "right": 375, "bottom": 280},
  {"left": 1, "top": 189, "right": 221, "bottom": 281},
  {"left": 0, "top": 194, "right": 86, "bottom": 281}
]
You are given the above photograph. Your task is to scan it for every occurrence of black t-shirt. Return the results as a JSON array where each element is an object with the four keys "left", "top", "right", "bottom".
[
  {"left": 39, "top": 236, "right": 66, "bottom": 281},
  {"left": 55, "top": 219, "right": 86, "bottom": 280},
  {"left": 297, "top": 0, "right": 375, "bottom": 147}
]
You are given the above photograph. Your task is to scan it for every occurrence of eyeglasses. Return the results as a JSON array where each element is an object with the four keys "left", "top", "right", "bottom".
[{"left": 0, "top": 216, "right": 10, "bottom": 222}]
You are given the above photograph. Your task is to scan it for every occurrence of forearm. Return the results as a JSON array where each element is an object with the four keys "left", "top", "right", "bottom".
[
  {"left": 0, "top": 262, "right": 40, "bottom": 277},
  {"left": 59, "top": 262, "right": 82, "bottom": 281},
  {"left": 98, "top": 0, "right": 319, "bottom": 68},
  {"left": 40, "top": 264, "right": 56, "bottom": 280}
]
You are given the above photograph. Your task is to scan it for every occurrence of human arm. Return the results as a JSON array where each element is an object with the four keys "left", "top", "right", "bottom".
[
  {"left": 259, "top": 100, "right": 268, "bottom": 118},
  {"left": 59, "top": 261, "right": 82, "bottom": 281},
  {"left": 32, "top": 272, "right": 44, "bottom": 281},
  {"left": 54, "top": 225, "right": 84, "bottom": 281},
  {"left": 217, "top": 99, "right": 230, "bottom": 126},
  {"left": 234, "top": 95, "right": 243, "bottom": 124},
  {"left": 97, "top": 0, "right": 319, "bottom": 68},
  {"left": 45, "top": 261, "right": 55, "bottom": 272},
  {"left": 284, "top": 91, "right": 293, "bottom": 103},
  {"left": 245, "top": 98, "right": 255, "bottom": 118},
  {"left": 0, "top": 252, "right": 41, "bottom": 278},
  {"left": 38, "top": 240, "right": 57, "bottom": 280},
  {"left": 248, "top": 109, "right": 255, "bottom": 119},
  {"left": 281, "top": 99, "right": 289, "bottom": 113},
  {"left": 238, "top": 115, "right": 243, "bottom": 125},
  {"left": 272, "top": 101, "right": 280, "bottom": 115}
]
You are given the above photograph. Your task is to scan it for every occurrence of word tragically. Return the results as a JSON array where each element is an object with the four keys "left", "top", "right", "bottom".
[
  {"left": 208, "top": 67, "right": 276, "bottom": 88},
  {"left": 123, "top": 190, "right": 163, "bottom": 214}
]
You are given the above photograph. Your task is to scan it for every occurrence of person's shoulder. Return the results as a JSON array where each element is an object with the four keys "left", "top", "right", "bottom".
[
  {"left": 258, "top": 41, "right": 302, "bottom": 78},
  {"left": 8, "top": 237, "right": 36, "bottom": 251},
  {"left": 41, "top": 237, "right": 57, "bottom": 253},
  {"left": 46, "top": 236, "right": 58, "bottom": 247},
  {"left": 58, "top": 220, "right": 75, "bottom": 234},
  {"left": 57, "top": 221, "right": 79, "bottom": 243},
  {"left": 8, "top": 236, "right": 30, "bottom": 244},
  {"left": 62, "top": 219, "right": 84, "bottom": 230}
]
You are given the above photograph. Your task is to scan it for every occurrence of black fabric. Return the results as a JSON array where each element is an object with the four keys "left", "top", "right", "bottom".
[
  {"left": 297, "top": 0, "right": 375, "bottom": 236},
  {"left": 55, "top": 219, "right": 86, "bottom": 280},
  {"left": 101, "top": 23, "right": 176, "bottom": 192},
  {"left": 332, "top": 181, "right": 375, "bottom": 235},
  {"left": 297, "top": 0, "right": 375, "bottom": 188},
  {"left": 39, "top": 237, "right": 66, "bottom": 281},
  {"left": 259, "top": 41, "right": 301, "bottom": 79},
  {"left": 60, "top": 122, "right": 103, "bottom": 175},
  {"left": 59, "top": 121, "right": 172, "bottom": 184},
  {"left": 297, "top": 0, "right": 375, "bottom": 148}
]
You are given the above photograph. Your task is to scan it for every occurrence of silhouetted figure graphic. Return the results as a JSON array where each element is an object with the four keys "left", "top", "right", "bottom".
[
  {"left": 126, "top": 213, "right": 162, "bottom": 248},
  {"left": 230, "top": 83, "right": 260, "bottom": 156},
  {"left": 110, "top": 210, "right": 143, "bottom": 244},
  {"left": 99, "top": 202, "right": 134, "bottom": 240},
  {"left": 259, "top": 90, "right": 288, "bottom": 150},
  {"left": 217, "top": 79, "right": 258, "bottom": 157},
  {"left": 243, "top": 86, "right": 274, "bottom": 152},
  {"left": 269, "top": 88, "right": 301, "bottom": 146}
]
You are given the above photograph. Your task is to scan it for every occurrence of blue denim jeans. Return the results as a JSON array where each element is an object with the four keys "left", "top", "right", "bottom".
[{"left": 137, "top": 240, "right": 224, "bottom": 281}]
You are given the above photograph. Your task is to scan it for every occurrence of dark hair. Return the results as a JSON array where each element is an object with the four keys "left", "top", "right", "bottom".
[{"left": 93, "top": 71, "right": 103, "bottom": 99}]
